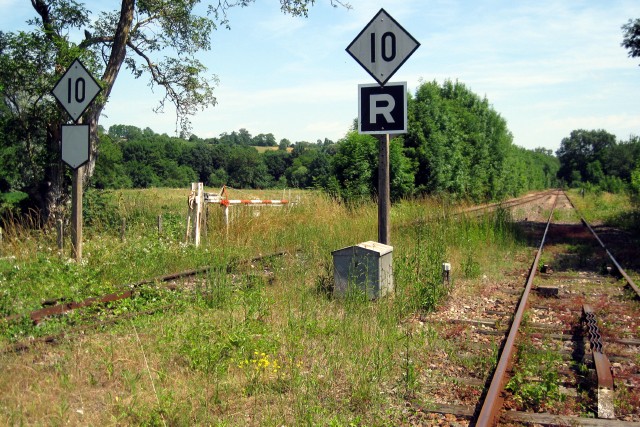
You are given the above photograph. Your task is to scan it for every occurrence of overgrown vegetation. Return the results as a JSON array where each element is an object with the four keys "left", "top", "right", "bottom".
[
  {"left": 0, "top": 188, "right": 533, "bottom": 424},
  {"left": 506, "top": 339, "right": 565, "bottom": 411}
]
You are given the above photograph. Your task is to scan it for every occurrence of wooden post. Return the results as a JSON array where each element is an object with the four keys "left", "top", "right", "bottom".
[
  {"left": 377, "top": 133, "right": 391, "bottom": 245},
  {"left": 194, "top": 183, "right": 203, "bottom": 246},
  {"left": 120, "top": 218, "right": 126, "bottom": 242},
  {"left": 223, "top": 204, "right": 229, "bottom": 237},
  {"left": 187, "top": 182, "right": 204, "bottom": 246},
  {"left": 57, "top": 219, "right": 64, "bottom": 252},
  {"left": 70, "top": 165, "right": 83, "bottom": 261},
  {"left": 157, "top": 215, "right": 163, "bottom": 236}
]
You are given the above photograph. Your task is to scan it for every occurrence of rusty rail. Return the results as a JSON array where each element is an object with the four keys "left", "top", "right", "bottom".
[
  {"left": 459, "top": 189, "right": 557, "bottom": 216},
  {"left": 5, "top": 249, "right": 293, "bottom": 325},
  {"left": 5, "top": 266, "right": 211, "bottom": 324},
  {"left": 564, "top": 192, "right": 640, "bottom": 299},
  {"left": 583, "top": 304, "right": 615, "bottom": 419},
  {"left": 475, "top": 191, "right": 560, "bottom": 426}
]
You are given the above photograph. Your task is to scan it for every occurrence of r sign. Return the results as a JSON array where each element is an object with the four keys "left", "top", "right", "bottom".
[{"left": 358, "top": 82, "right": 407, "bottom": 134}]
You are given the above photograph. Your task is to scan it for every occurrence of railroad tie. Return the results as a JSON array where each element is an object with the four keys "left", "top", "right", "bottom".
[{"left": 582, "top": 304, "right": 615, "bottom": 420}]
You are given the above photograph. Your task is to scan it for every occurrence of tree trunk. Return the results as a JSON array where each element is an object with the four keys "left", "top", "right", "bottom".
[
  {"left": 38, "top": 122, "right": 68, "bottom": 225},
  {"left": 84, "top": 0, "right": 134, "bottom": 187}
]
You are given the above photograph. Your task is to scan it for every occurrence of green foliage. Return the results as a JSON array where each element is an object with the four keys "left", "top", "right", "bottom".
[
  {"left": 556, "top": 131, "right": 640, "bottom": 193},
  {"left": 506, "top": 341, "right": 565, "bottom": 410},
  {"left": 328, "top": 131, "right": 415, "bottom": 204},
  {"left": 83, "top": 188, "right": 121, "bottom": 229},
  {"left": 622, "top": 18, "right": 640, "bottom": 66},
  {"left": 0, "top": 192, "right": 28, "bottom": 215},
  {"left": 0, "top": 0, "right": 334, "bottom": 221},
  {"left": 404, "top": 80, "right": 551, "bottom": 201}
]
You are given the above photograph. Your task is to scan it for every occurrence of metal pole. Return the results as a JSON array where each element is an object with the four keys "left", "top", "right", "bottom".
[
  {"left": 377, "top": 133, "right": 391, "bottom": 245},
  {"left": 70, "top": 165, "right": 83, "bottom": 261}
]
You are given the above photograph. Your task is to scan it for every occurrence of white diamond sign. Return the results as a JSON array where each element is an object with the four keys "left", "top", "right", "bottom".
[
  {"left": 346, "top": 8, "right": 420, "bottom": 86},
  {"left": 52, "top": 59, "right": 101, "bottom": 123}
]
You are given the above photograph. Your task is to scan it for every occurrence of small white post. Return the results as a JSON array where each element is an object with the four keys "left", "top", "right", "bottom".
[
  {"left": 189, "top": 182, "right": 204, "bottom": 246},
  {"left": 442, "top": 262, "right": 451, "bottom": 285}
]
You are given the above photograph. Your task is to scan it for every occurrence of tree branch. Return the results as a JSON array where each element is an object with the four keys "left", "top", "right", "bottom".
[
  {"left": 101, "top": 0, "right": 135, "bottom": 99},
  {"left": 31, "top": 0, "right": 58, "bottom": 41},
  {"left": 78, "top": 35, "right": 115, "bottom": 50}
]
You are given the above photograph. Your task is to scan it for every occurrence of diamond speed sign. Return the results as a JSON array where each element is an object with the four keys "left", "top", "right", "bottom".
[
  {"left": 346, "top": 8, "right": 420, "bottom": 86},
  {"left": 52, "top": 59, "right": 102, "bottom": 123}
]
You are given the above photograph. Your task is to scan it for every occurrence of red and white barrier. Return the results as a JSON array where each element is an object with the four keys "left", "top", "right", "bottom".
[{"left": 186, "top": 183, "right": 292, "bottom": 246}]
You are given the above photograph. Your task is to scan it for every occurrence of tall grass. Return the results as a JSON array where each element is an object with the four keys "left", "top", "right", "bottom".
[{"left": 1, "top": 186, "right": 533, "bottom": 424}]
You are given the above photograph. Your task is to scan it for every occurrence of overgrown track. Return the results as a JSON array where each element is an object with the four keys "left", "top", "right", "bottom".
[
  {"left": 416, "top": 190, "right": 640, "bottom": 426},
  {"left": 1, "top": 251, "right": 288, "bottom": 353},
  {"left": 4, "top": 191, "right": 557, "bottom": 337},
  {"left": 458, "top": 189, "right": 558, "bottom": 217},
  {"left": 475, "top": 190, "right": 639, "bottom": 426},
  {"left": 5, "top": 190, "right": 639, "bottom": 424}
]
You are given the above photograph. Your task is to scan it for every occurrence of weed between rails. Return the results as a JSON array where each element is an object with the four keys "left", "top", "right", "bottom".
[
  {"left": 1, "top": 189, "right": 539, "bottom": 424},
  {"left": 506, "top": 314, "right": 565, "bottom": 412}
]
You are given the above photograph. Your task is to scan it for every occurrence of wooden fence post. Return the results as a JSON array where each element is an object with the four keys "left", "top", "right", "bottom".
[
  {"left": 57, "top": 219, "right": 64, "bottom": 252},
  {"left": 120, "top": 218, "right": 126, "bottom": 242}
]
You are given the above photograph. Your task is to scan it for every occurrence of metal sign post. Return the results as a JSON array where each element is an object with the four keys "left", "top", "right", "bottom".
[
  {"left": 347, "top": 9, "right": 419, "bottom": 245},
  {"left": 52, "top": 59, "right": 101, "bottom": 261}
]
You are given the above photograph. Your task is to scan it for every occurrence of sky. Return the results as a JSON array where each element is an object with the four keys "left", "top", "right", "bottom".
[{"left": 2, "top": 0, "right": 640, "bottom": 152}]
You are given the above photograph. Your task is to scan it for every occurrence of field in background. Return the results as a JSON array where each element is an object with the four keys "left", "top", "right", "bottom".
[{"left": 0, "top": 188, "right": 634, "bottom": 425}]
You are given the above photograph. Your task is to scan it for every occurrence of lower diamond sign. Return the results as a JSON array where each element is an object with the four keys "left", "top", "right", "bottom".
[{"left": 61, "top": 124, "right": 90, "bottom": 169}]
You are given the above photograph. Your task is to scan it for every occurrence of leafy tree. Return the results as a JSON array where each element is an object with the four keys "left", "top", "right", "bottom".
[
  {"left": 252, "top": 133, "right": 277, "bottom": 146},
  {"left": 208, "top": 168, "right": 228, "bottom": 188},
  {"left": 328, "top": 131, "right": 414, "bottom": 203},
  {"left": 93, "top": 132, "right": 132, "bottom": 189},
  {"left": 0, "top": 30, "right": 62, "bottom": 217},
  {"left": 278, "top": 138, "right": 291, "bottom": 150},
  {"left": 601, "top": 136, "right": 640, "bottom": 181},
  {"left": 307, "top": 150, "right": 332, "bottom": 188},
  {"left": 405, "top": 80, "right": 513, "bottom": 201},
  {"left": 263, "top": 149, "right": 291, "bottom": 183},
  {"left": 226, "top": 146, "right": 270, "bottom": 188},
  {"left": 108, "top": 124, "right": 143, "bottom": 141},
  {"left": 0, "top": 0, "right": 347, "bottom": 220},
  {"left": 388, "top": 136, "right": 416, "bottom": 199},
  {"left": 330, "top": 132, "right": 377, "bottom": 203},
  {"left": 556, "top": 129, "right": 616, "bottom": 186},
  {"left": 622, "top": 18, "right": 640, "bottom": 66}
]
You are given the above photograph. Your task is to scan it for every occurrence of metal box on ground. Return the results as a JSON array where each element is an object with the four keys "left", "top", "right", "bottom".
[{"left": 332, "top": 241, "right": 394, "bottom": 299}]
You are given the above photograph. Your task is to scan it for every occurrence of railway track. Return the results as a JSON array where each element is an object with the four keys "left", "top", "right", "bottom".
[
  {"left": 3, "top": 189, "right": 639, "bottom": 425},
  {"left": 1, "top": 251, "right": 287, "bottom": 353},
  {"left": 419, "top": 190, "right": 640, "bottom": 426}
]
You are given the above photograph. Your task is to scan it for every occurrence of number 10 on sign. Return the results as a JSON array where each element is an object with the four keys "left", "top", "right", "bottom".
[
  {"left": 370, "top": 32, "right": 397, "bottom": 63},
  {"left": 52, "top": 59, "right": 102, "bottom": 123},
  {"left": 66, "top": 77, "right": 87, "bottom": 104},
  {"left": 346, "top": 8, "right": 420, "bottom": 86}
]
